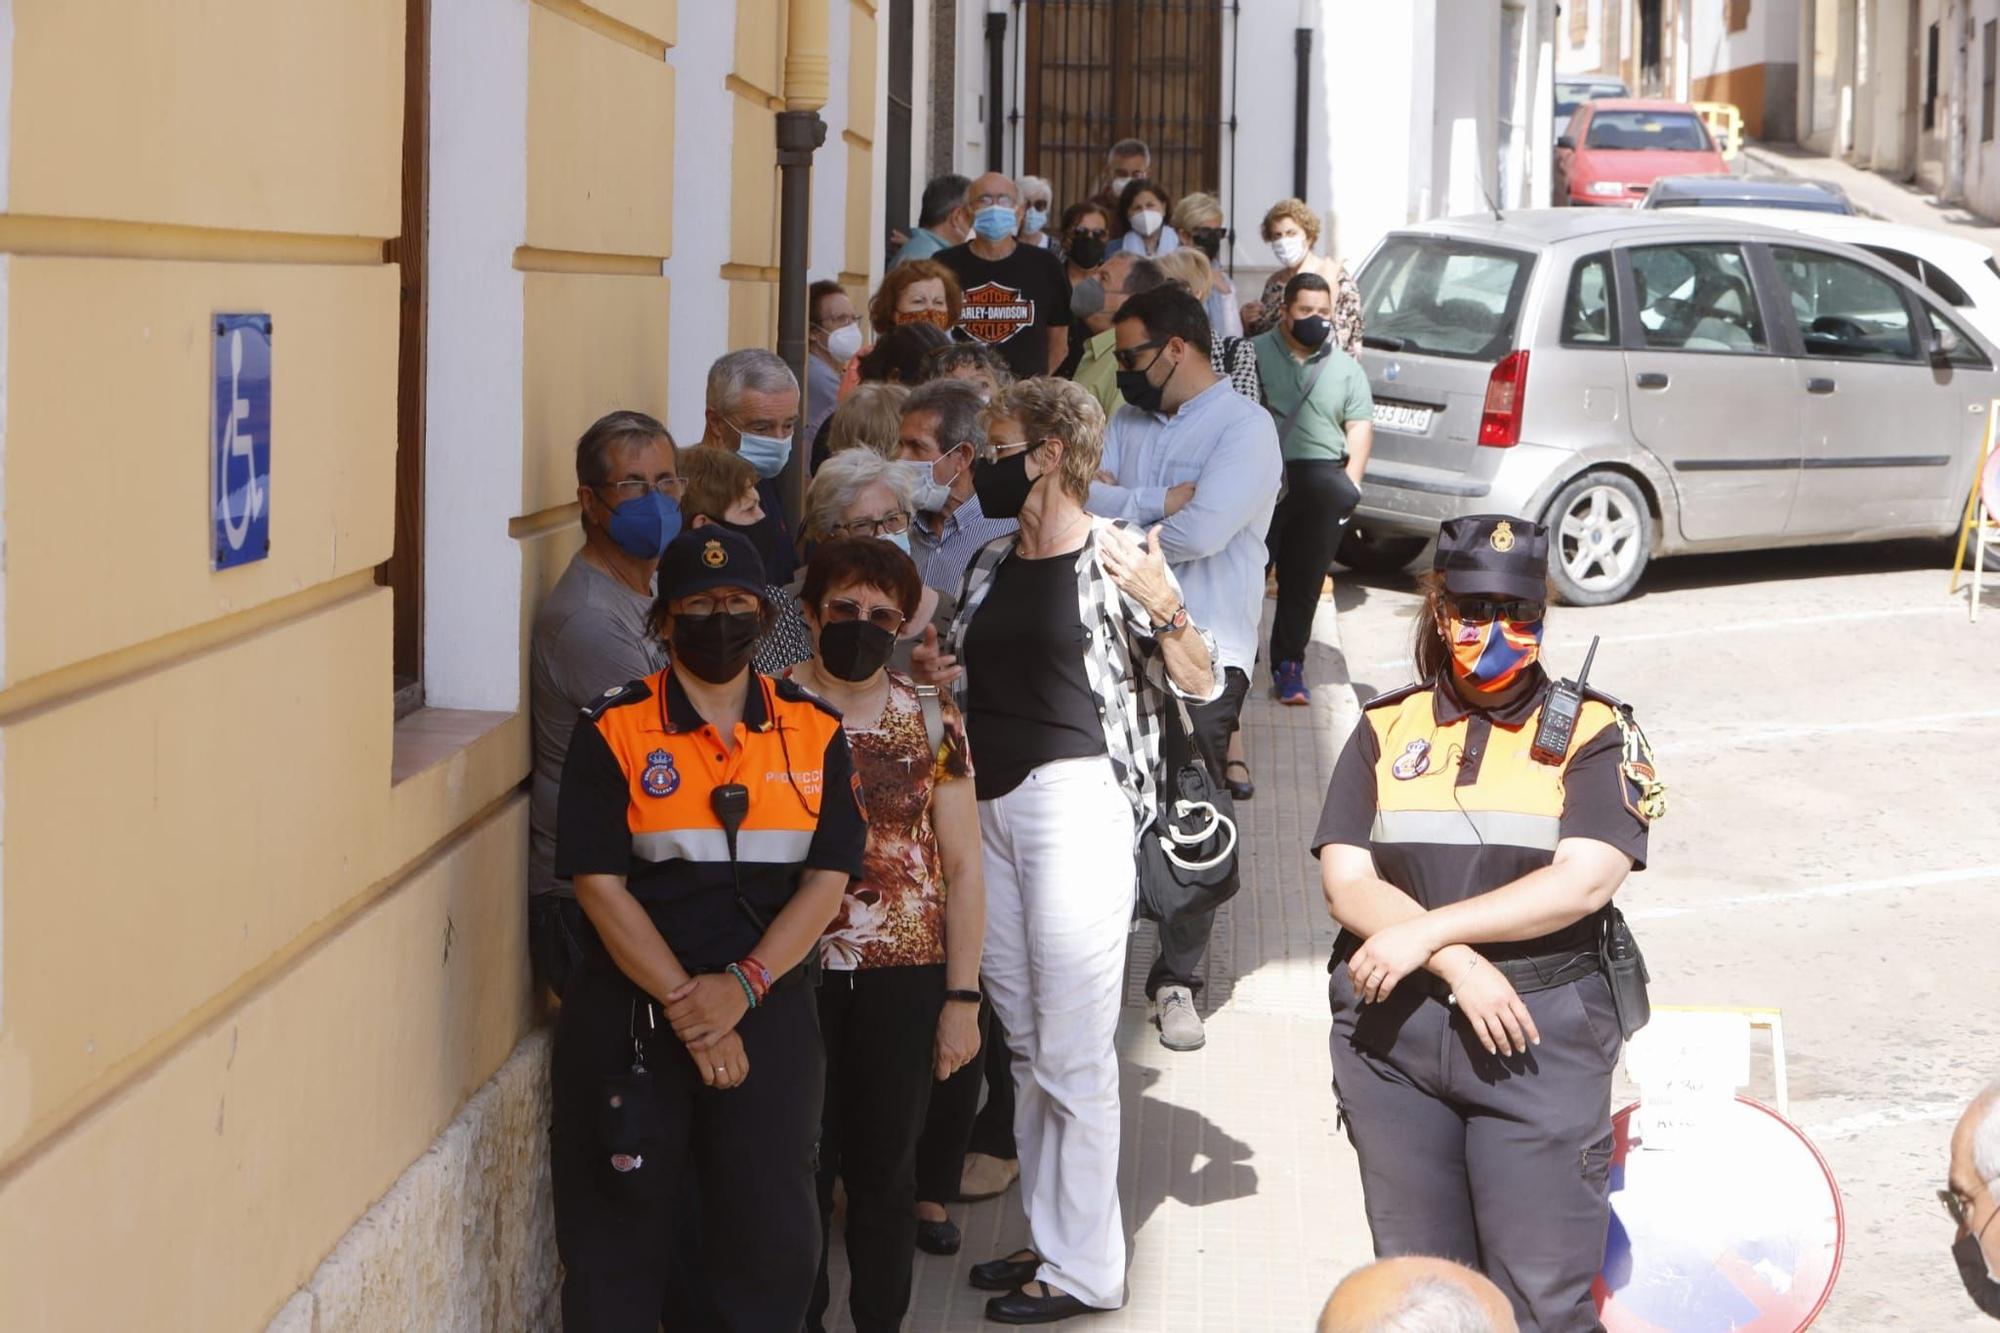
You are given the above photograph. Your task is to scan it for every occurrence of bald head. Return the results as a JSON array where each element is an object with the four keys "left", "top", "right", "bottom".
[
  {"left": 1318, "top": 1257, "right": 1518, "bottom": 1333},
  {"left": 966, "top": 172, "right": 1020, "bottom": 210},
  {"left": 1952, "top": 1082, "right": 2000, "bottom": 1221}
]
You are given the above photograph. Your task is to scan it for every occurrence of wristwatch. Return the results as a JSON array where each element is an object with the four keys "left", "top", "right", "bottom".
[{"left": 1150, "top": 603, "right": 1191, "bottom": 636}]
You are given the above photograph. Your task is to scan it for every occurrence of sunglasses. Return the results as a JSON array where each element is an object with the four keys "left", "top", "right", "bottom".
[
  {"left": 1070, "top": 226, "right": 1109, "bottom": 240},
  {"left": 823, "top": 597, "right": 908, "bottom": 634},
  {"left": 1450, "top": 597, "right": 1545, "bottom": 625},
  {"left": 1113, "top": 339, "right": 1169, "bottom": 372}
]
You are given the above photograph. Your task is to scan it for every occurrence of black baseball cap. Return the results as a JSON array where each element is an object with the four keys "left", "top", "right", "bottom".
[
  {"left": 659, "top": 526, "right": 768, "bottom": 602},
  {"left": 1433, "top": 514, "right": 1549, "bottom": 602}
]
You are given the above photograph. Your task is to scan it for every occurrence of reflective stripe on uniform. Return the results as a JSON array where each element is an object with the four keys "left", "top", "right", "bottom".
[
  {"left": 1370, "top": 808, "right": 1562, "bottom": 850},
  {"left": 630, "top": 828, "right": 817, "bottom": 863}
]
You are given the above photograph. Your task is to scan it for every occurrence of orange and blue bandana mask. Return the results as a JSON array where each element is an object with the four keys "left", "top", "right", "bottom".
[{"left": 1448, "top": 614, "right": 1544, "bottom": 689}]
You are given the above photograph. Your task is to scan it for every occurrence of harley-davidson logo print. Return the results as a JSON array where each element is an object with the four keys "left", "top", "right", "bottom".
[{"left": 958, "top": 281, "right": 1034, "bottom": 345}]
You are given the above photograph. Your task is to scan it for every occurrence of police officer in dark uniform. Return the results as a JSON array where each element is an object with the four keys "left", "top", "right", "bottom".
[
  {"left": 1313, "top": 515, "right": 1661, "bottom": 1333},
  {"left": 552, "top": 525, "right": 867, "bottom": 1331}
]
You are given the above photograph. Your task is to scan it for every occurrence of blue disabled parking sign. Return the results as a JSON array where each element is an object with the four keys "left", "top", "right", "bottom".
[{"left": 212, "top": 313, "right": 271, "bottom": 568}]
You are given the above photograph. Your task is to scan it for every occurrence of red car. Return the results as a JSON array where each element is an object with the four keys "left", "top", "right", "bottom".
[{"left": 1555, "top": 98, "right": 1728, "bottom": 207}]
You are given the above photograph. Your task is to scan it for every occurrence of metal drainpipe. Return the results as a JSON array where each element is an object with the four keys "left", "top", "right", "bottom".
[
  {"left": 777, "top": 0, "right": 830, "bottom": 528},
  {"left": 986, "top": 12, "right": 1007, "bottom": 172},
  {"left": 1293, "top": 16, "right": 1312, "bottom": 200}
]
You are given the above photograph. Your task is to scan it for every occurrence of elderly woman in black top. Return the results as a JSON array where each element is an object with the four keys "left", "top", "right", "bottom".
[{"left": 918, "top": 376, "right": 1217, "bottom": 1323}]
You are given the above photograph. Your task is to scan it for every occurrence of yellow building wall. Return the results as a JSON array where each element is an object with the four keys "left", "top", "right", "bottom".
[{"left": 0, "top": 0, "right": 879, "bottom": 1321}]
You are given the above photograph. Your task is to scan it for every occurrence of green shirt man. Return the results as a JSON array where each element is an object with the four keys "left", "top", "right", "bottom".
[{"left": 1251, "top": 326, "right": 1374, "bottom": 464}]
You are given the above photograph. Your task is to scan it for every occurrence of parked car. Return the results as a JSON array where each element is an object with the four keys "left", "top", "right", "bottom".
[
  {"left": 1684, "top": 207, "right": 2000, "bottom": 350},
  {"left": 1640, "top": 174, "right": 1855, "bottom": 214},
  {"left": 1556, "top": 74, "right": 1631, "bottom": 141},
  {"left": 1555, "top": 100, "right": 1729, "bottom": 208},
  {"left": 1342, "top": 209, "right": 2000, "bottom": 603}
]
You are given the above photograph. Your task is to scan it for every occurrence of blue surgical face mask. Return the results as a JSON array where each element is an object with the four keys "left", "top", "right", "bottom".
[
  {"left": 733, "top": 424, "right": 792, "bottom": 479},
  {"left": 1023, "top": 206, "right": 1049, "bottom": 234},
  {"left": 880, "top": 529, "right": 912, "bottom": 555},
  {"left": 973, "top": 204, "right": 1019, "bottom": 241},
  {"left": 604, "top": 490, "right": 683, "bottom": 561}
]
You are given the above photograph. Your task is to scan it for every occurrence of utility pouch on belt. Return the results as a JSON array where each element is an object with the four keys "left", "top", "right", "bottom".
[
  {"left": 597, "top": 1000, "right": 664, "bottom": 1201},
  {"left": 1599, "top": 906, "right": 1651, "bottom": 1041}
]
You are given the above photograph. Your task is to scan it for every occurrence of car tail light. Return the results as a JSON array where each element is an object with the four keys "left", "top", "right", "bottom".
[{"left": 1478, "top": 350, "right": 1529, "bottom": 447}]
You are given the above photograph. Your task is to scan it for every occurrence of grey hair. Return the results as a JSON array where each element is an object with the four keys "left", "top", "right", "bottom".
[
  {"left": 705, "top": 348, "right": 798, "bottom": 412},
  {"left": 1975, "top": 1079, "right": 2000, "bottom": 1187},
  {"left": 1363, "top": 1277, "right": 1499, "bottom": 1333},
  {"left": 1108, "top": 137, "right": 1150, "bottom": 163},
  {"left": 902, "top": 378, "right": 989, "bottom": 453},
  {"left": 1018, "top": 174, "right": 1053, "bottom": 206},
  {"left": 803, "top": 447, "right": 915, "bottom": 541}
]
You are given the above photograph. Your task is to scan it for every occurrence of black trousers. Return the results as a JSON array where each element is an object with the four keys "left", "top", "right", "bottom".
[
  {"left": 1267, "top": 461, "right": 1361, "bottom": 666},
  {"left": 552, "top": 961, "right": 824, "bottom": 1333},
  {"left": 1144, "top": 665, "right": 1249, "bottom": 998},
  {"left": 808, "top": 964, "right": 945, "bottom": 1333},
  {"left": 914, "top": 1000, "right": 1016, "bottom": 1203},
  {"left": 1328, "top": 960, "right": 1621, "bottom": 1333},
  {"left": 528, "top": 893, "right": 590, "bottom": 998}
]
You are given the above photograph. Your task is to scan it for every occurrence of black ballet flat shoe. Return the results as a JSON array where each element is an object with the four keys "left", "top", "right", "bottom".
[
  {"left": 970, "top": 1250, "right": 1041, "bottom": 1292},
  {"left": 915, "top": 1217, "right": 961, "bottom": 1256},
  {"left": 1223, "top": 759, "right": 1255, "bottom": 801},
  {"left": 984, "top": 1284, "right": 1102, "bottom": 1324}
]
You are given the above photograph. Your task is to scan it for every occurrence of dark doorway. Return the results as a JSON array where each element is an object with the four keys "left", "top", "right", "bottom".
[
  {"left": 1639, "top": 0, "right": 1664, "bottom": 95},
  {"left": 1926, "top": 19, "right": 1941, "bottom": 131},
  {"left": 1019, "top": 0, "right": 1226, "bottom": 208},
  {"left": 383, "top": 0, "right": 428, "bottom": 717},
  {"left": 886, "top": 0, "right": 914, "bottom": 258}
]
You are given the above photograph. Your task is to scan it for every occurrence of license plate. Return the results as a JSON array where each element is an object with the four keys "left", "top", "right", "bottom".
[{"left": 1375, "top": 401, "right": 1435, "bottom": 434}]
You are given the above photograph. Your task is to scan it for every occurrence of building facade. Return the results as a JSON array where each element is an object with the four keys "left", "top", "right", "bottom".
[
  {"left": 1557, "top": 0, "right": 1803, "bottom": 143},
  {"left": 0, "top": 1, "right": 884, "bottom": 1327}
]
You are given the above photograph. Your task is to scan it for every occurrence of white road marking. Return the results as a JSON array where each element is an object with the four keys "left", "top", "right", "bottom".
[
  {"left": 1657, "top": 708, "right": 2000, "bottom": 753},
  {"left": 1357, "top": 604, "right": 1957, "bottom": 674},
  {"left": 1628, "top": 863, "right": 2000, "bottom": 921},
  {"left": 1801, "top": 1102, "right": 1965, "bottom": 1142}
]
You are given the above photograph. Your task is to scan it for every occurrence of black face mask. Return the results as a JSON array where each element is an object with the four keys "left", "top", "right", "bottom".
[
  {"left": 818, "top": 619, "right": 898, "bottom": 682},
  {"left": 1115, "top": 349, "right": 1173, "bottom": 415},
  {"left": 671, "top": 611, "right": 764, "bottom": 683},
  {"left": 1190, "top": 228, "right": 1225, "bottom": 261},
  {"left": 1954, "top": 1231, "right": 2000, "bottom": 1318},
  {"left": 1291, "top": 315, "right": 1331, "bottom": 350},
  {"left": 973, "top": 450, "right": 1038, "bottom": 520},
  {"left": 1067, "top": 234, "right": 1107, "bottom": 269}
]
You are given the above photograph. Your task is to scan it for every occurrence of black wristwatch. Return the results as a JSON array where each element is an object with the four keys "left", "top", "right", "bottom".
[{"left": 944, "top": 988, "right": 983, "bottom": 1005}]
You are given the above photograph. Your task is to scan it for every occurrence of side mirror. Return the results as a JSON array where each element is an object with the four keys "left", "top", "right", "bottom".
[{"left": 1556, "top": 135, "right": 1576, "bottom": 151}]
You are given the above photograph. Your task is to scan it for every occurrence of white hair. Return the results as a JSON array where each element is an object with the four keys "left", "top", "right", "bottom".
[
  {"left": 1018, "top": 175, "right": 1053, "bottom": 205},
  {"left": 1975, "top": 1080, "right": 2000, "bottom": 1187},
  {"left": 705, "top": 348, "right": 798, "bottom": 412},
  {"left": 803, "top": 448, "right": 915, "bottom": 540},
  {"left": 1366, "top": 1277, "right": 1501, "bottom": 1333}
]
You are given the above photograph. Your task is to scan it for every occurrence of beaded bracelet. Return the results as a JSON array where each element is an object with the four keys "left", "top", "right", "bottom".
[
  {"left": 726, "top": 964, "right": 761, "bottom": 1010},
  {"left": 740, "top": 955, "right": 774, "bottom": 999}
]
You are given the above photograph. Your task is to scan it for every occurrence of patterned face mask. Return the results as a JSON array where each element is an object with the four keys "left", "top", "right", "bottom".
[{"left": 1447, "top": 614, "right": 1544, "bottom": 689}]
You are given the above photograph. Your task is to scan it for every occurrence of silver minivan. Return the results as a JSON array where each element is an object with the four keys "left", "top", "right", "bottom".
[{"left": 1343, "top": 209, "right": 2000, "bottom": 603}]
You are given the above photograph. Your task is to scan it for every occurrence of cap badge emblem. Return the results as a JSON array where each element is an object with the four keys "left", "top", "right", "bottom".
[
  {"left": 1490, "top": 521, "right": 1515, "bottom": 553},
  {"left": 1391, "top": 739, "right": 1431, "bottom": 780},
  {"left": 641, "top": 747, "right": 680, "bottom": 798},
  {"left": 701, "top": 540, "right": 728, "bottom": 569}
]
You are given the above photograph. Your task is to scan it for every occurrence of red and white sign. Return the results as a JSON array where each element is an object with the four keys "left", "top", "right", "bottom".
[{"left": 959, "top": 281, "right": 1034, "bottom": 345}]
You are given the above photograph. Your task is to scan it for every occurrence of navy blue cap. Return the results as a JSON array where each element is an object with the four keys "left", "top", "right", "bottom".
[
  {"left": 659, "top": 526, "right": 768, "bottom": 601},
  {"left": 1433, "top": 514, "right": 1549, "bottom": 601}
]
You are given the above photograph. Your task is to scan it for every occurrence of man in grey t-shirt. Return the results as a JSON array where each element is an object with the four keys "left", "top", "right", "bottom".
[{"left": 527, "top": 411, "right": 681, "bottom": 995}]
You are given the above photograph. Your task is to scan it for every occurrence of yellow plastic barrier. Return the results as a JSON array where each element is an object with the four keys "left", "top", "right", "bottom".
[{"left": 1694, "top": 101, "right": 1744, "bottom": 160}]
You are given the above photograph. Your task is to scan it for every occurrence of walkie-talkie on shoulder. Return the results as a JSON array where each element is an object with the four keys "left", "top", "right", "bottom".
[{"left": 1531, "top": 635, "right": 1598, "bottom": 765}]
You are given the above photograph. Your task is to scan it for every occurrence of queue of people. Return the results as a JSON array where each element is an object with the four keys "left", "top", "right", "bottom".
[{"left": 529, "top": 138, "right": 1412, "bottom": 1329}]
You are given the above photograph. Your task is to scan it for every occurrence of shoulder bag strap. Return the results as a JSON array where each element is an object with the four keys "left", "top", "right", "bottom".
[
  {"left": 913, "top": 682, "right": 946, "bottom": 755},
  {"left": 1274, "top": 352, "right": 1332, "bottom": 454}
]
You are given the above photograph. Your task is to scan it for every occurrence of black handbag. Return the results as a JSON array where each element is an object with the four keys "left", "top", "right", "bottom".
[{"left": 1135, "top": 695, "right": 1241, "bottom": 924}]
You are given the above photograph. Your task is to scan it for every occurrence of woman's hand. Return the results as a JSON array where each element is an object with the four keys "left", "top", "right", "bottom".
[
  {"left": 690, "top": 1029, "right": 750, "bottom": 1090},
  {"left": 934, "top": 1001, "right": 982, "bottom": 1080},
  {"left": 1347, "top": 918, "right": 1438, "bottom": 1004},
  {"left": 1100, "top": 524, "right": 1178, "bottom": 624},
  {"left": 1437, "top": 951, "right": 1540, "bottom": 1057},
  {"left": 911, "top": 624, "right": 963, "bottom": 688},
  {"left": 664, "top": 973, "right": 750, "bottom": 1050}
]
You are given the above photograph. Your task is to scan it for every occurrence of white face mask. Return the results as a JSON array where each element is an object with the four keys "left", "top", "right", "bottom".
[
  {"left": 1130, "top": 208, "right": 1164, "bottom": 238},
  {"left": 1271, "top": 234, "right": 1310, "bottom": 267},
  {"left": 823, "top": 322, "right": 863, "bottom": 363}
]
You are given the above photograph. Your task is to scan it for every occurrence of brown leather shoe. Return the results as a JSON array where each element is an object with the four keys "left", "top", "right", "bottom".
[{"left": 958, "top": 1152, "right": 1020, "bottom": 1202}]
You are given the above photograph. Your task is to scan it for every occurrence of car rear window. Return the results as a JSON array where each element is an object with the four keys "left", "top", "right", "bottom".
[
  {"left": 1584, "top": 110, "right": 1712, "bottom": 151},
  {"left": 1356, "top": 237, "right": 1535, "bottom": 361}
]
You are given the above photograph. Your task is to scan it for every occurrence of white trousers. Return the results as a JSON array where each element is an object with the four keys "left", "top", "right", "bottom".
[{"left": 978, "top": 756, "right": 1136, "bottom": 1311}]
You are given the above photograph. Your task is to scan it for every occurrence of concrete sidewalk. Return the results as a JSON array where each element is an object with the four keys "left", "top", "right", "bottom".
[
  {"left": 1741, "top": 141, "right": 2000, "bottom": 251},
  {"left": 821, "top": 594, "right": 1377, "bottom": 1331}
]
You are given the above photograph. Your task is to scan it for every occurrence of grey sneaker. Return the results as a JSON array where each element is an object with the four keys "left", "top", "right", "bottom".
[{"left": 1152, "top": 985, "right": 1206, "bottom": 1052}]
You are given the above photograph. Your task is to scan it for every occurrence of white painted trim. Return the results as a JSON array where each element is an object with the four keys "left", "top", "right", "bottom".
[
  {"left": 871, "top": 3, "right": 889, "bottom": 294},
  {"left": 422, "top": 0, "right": 529, "bottom": 711},
  {"left": 662, "top": 0, "right": 738, "bottom": 441},
  {"left": 0, "top": 0, "right": 15, "bottom": 1029}
]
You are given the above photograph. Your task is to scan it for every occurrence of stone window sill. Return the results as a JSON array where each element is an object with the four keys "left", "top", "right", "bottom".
[{"left": 392, "top": 707, "right": 516, "bottom": 785}]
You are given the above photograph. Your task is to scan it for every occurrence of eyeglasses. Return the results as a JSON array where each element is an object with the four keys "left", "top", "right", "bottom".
[
  {"left": 827, "top": 511, "right": 912, "bottom": 539},
  {"left": 1070, "top": 226, "right": 1109, "bottom": 240},
  {"left": 1112, "top": 340, "right": 1169, "bottom": 372},
  {"left": 596, "top": 476, "right": 688, "bottom": 501},
  {"left": 1190, "top": 228, "right": 1227, "bottom": 246},
  {"left": 823, "top": 597, "right": 908, "bottom": 634},
  {"left": 1450, "top": 597, "right": 1545, "bottom": 625},
  {"left": 971, "top": 192, "right": 1017, "bottom": 208},
  {"left": 976, "top": 437, "right": 1043, "bottom": 463},
  {"left": 1026, "top": 199, "right": 1051, "bottom": 211},
  {"left": 675, "top": 592, "right": 763, "bottom": 618}
]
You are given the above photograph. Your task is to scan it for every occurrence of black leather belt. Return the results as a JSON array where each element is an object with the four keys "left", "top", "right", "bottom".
[{"left": 1330, "top": 930, "right": 1601, "bottom": 997}]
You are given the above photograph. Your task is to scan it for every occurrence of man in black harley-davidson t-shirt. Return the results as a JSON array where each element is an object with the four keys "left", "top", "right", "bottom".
[{"left": 936, "top": 171, "right": 1073, "bottom": 382}]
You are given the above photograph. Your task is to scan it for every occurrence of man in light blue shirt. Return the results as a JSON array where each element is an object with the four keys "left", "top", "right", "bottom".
[
  {"left": 1088, "top": 284, "right": 1280, "bottom": 1053},
  {"left": 891, "top": 173, "right": 971, "bottom": 268}
]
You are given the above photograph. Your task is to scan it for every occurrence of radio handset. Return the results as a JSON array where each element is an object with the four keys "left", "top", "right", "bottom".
[{"left": 1530, "top": 635, "right": 1598, "bottom": 766}]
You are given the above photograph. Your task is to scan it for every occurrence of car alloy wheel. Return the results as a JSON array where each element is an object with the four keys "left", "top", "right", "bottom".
[{"left": 1546, "top": 472, "right": 1652, "bottom": 605}]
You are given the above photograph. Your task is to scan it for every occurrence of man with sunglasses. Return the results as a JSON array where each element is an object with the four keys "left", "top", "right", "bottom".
[
  {"left": 529, "top": 410, "right": 685, "bottom": 999},
  {"left": 1315, "top": 516, "right": 1658, "bottom": 1332},
  {"left": 1946, "top": 1082, "right": 2000, "bottom": 1318}
]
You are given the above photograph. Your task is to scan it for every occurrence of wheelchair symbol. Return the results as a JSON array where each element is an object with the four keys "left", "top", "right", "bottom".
[{"left": 216, "top": 328, "right": 267, "bottom": 552}]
